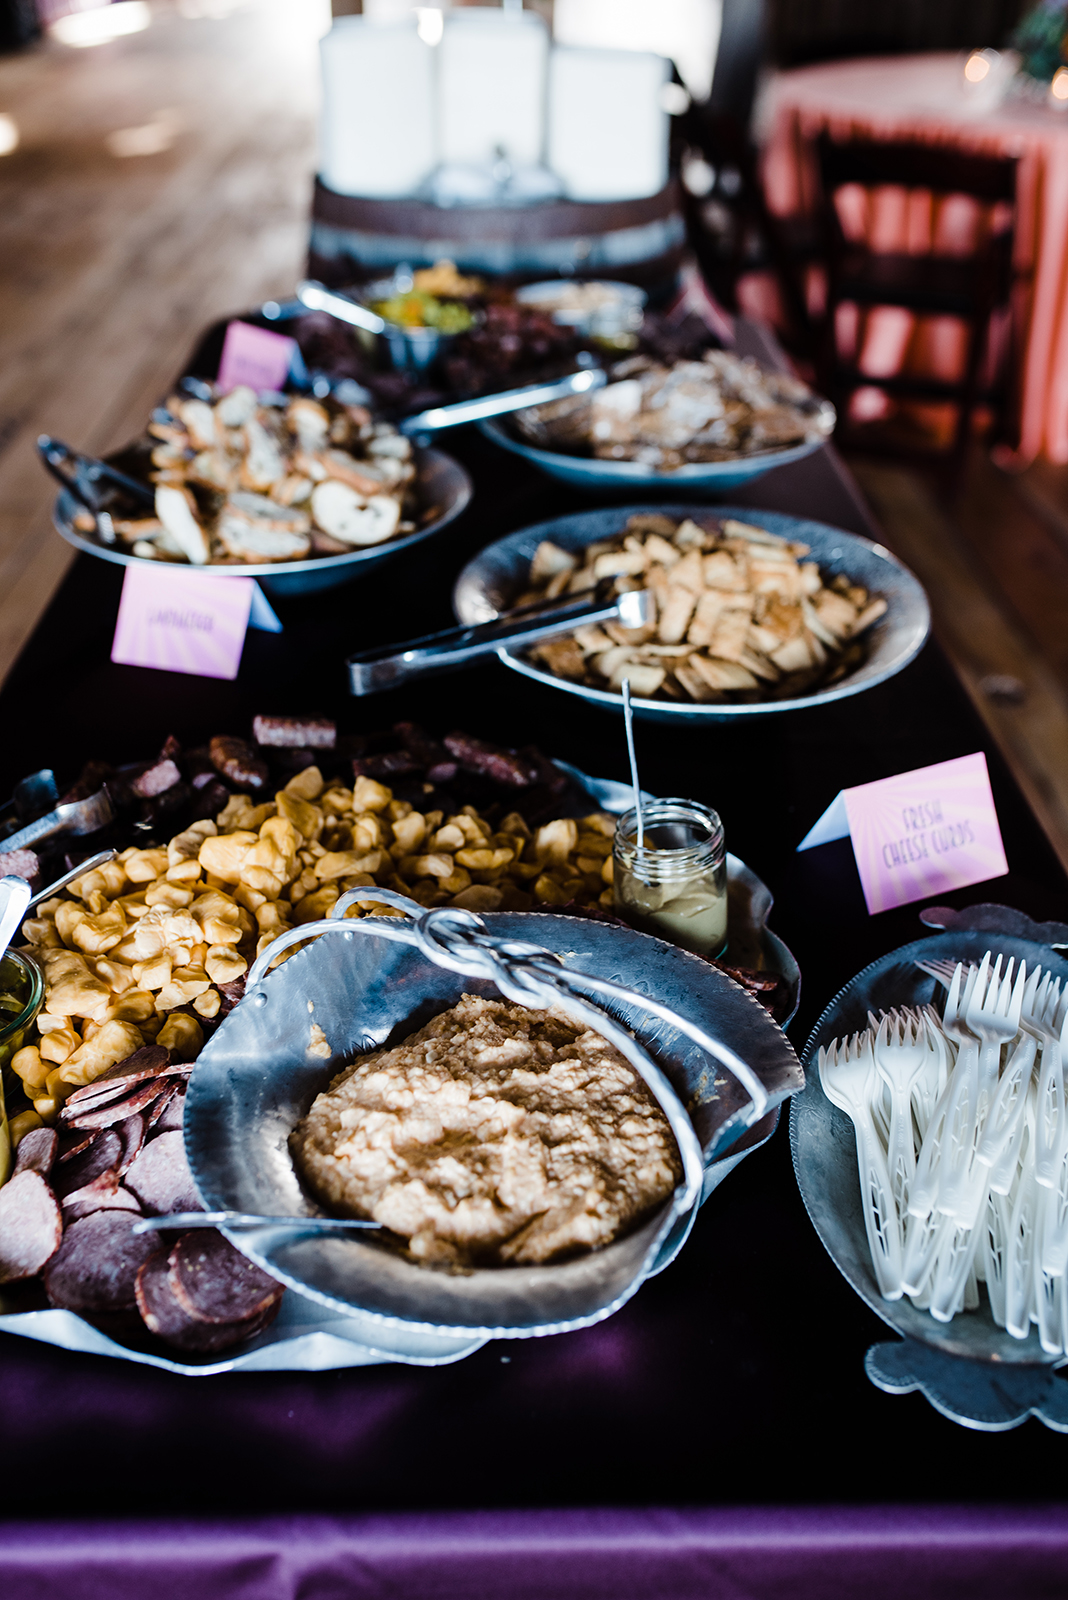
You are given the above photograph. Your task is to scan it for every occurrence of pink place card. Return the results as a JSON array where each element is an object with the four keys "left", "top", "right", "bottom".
[
  {"left": 216, "top": 320, "right": 297, "bottom": 393},
  {"left": 111, "top": 567, "right": 253, "bottom": 680},
  {"left": 798, "top": 752, "right": 1009, "bottom": 915}
]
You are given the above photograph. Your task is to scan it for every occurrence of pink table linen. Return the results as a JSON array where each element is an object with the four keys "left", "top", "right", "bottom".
[{"left": 759, "top": 54, "right": 1068, "bottom": 462}]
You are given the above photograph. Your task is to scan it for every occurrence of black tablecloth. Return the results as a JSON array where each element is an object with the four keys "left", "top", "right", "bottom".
[{"left": 3, "top": 338, "right": 1068, "bottom": 1591}]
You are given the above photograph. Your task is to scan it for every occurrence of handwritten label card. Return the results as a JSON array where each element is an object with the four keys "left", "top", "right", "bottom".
[
  {"left": 111, "top": 567, "right": 253, "bottom": 680},
  {"left": 216, "top": 320, "right": 297, "bottom": 393},
  {"left": 797, "top": 752, "right": 1009, "bottom": 915}
]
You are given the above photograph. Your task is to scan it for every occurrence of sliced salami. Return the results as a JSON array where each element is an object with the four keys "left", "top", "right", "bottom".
[
  {"left": 52, "top": 1130, "right": 123, "bottom": 1198},
  {"left": 62, "top": 1079, "right": 164, "bottom": 1130},
  {"left": 0, "top": 1170, "right": 63, "bottom": 1282},
  {"left": 57, "top": 1129, "right": 102, "bottom": 1164},
  {"left": 167, "top": 1230, "right": 284, "bottom": 1325},
  {"left": 13, "top": 1127, "right": 58, "bottom": 1179},
  {"left": 44, "top": 1210, "right": 158, "bottom": 1313},
  {"left": 148, "top": 1081, "right": 182, "bottom": 1130},
  {"left": 136, "top": 1249, "right": 279, "bottom": 1353},
  {"left": 123, "top": 1130, "right": 201, "bottom": 1216},
  {"left": 61, "top": 1169, "right": 141, "bottom": 1222},
  {"left": 63, "top": 1046, "right": 172, "bottom": 1110},
  {"left": 116, "top": 1113, "right": 146, "bottom": 1173}
]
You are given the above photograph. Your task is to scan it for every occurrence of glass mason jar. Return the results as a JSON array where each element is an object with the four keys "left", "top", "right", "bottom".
[{"left": 613, "top": 799, "right": 728, "bottom": 958}]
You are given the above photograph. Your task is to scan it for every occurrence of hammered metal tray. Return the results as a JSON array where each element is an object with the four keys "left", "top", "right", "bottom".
[{"left": 0, "top": 766, "right": 800, "bottom": 1374}]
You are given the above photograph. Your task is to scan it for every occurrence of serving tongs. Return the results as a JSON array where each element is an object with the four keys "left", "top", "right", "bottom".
[
  {"left": 347, "top": 586, "right": 651, "bottom": 696},
  {"left": 37, "top": 435, "right": 154, "bottom": 547},
  {"left": 0, "top": 767, "right": 114, "bottom": 857}
]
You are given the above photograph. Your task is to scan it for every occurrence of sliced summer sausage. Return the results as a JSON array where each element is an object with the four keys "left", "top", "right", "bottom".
[
  {"left": 123, "top": 1130, "right": 201, "bottom": 1216},
  {"left": 43, "top": 1210, "right": 157, "bottom": 1312},
  {"left": 167, "top": 1230, "right": 284, "bottom": 1325},
  {"left": 0, "top": 1170, "right": 63, "bottom": 1282}
]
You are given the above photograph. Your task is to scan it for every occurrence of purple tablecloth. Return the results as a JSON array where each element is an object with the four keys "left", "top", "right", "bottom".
[
  {"left": 4, "top": 320, "right": 1068, "bottom": 1596},
  {"left": 4, "top": 1506, "right": 1068, "bottom": 1600}
]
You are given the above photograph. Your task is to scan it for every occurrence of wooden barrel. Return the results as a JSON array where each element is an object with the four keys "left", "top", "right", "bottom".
[{"left": 307, "top": 177, "right": 686, "bottom": 292}]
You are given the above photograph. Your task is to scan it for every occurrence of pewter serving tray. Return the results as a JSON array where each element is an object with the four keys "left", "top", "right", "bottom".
[
  {"left": 0, "top": 767, "right": 800, "bottom": 1375},
  {"left": 791, "top": 929, "right": 1068, "bottom": 1367}
]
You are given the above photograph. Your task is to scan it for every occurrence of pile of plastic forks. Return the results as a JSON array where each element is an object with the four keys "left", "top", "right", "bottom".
[{"left": 819, "top": 950, "right": 1068, "bottom": 1352}]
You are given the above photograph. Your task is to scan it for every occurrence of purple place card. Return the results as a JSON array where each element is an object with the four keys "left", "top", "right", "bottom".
[
  {"left": 216, "top": 319, "right": 297, "bottom": 393},
  {"left": 111, "top": 567, "right": 253, "bottom": 680},
  {"left": 799, "top": 752, "right": 1009, "bottom": 915}
]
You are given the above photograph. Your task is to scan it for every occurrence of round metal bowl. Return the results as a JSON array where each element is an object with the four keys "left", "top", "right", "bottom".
[
  {"left": 51, "top": 445, "right": 473, "bottom": 599},
  {"left": 185, "top": 912, "right": 803, "bottom": 1341},
  {"left": 792, "top": 930, "right": 1068, "bottom": 1367},
  {"left": 477, "top": 409, "right": 834, "bottom": 494},
  {"left": 453, "top": 503, "right": 931, "bottom": 723}
]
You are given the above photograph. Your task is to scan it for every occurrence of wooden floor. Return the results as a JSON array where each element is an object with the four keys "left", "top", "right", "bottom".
[
  {"left": 2, "top": 4, "right": 1068, "bottom": 875},
  {"left": 847, "top": 450, "right": 1068, "bottom": 874},
  {"left": 0, "top": 0, "right": 324, "bottom": 677}
]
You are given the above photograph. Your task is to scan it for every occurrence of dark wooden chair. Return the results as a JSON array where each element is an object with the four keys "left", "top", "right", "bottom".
[{"left": 815, "top": 134, "right": 1020, "bottom": 471}]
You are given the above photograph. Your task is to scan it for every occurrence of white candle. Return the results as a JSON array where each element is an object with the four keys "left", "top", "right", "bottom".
[
  {"left": 319, "top": 18, "right": 436, "bottom": 199},
  {"left": 438, "top": 9, "right": 548, "bottom": 168},
  {"left": 548, "top": 46, "right": 669, "bottom": 202}
]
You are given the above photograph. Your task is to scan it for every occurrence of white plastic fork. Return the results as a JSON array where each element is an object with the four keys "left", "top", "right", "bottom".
[
  {"left": 940, "top": 956, "right": 1026, "bottom": 1218},
  {"left": 1028, "top": 975, "right": 1066, "bottom": 1188},
  {"left": 872, "top": 1008, "right": 930, "bottom": 1220},
  {"left": 932, "top": 960, "right": 983, "bottom": 1218},
  {"left": 1005, "top": 1115, "right": 1040, "bottom": 1340},
  {"left": 926, "top": 1032, "right": 1036, "bottom": 1321},
  {"left": 819, "top": 1031, "right": 904, "bottom": 1300}
]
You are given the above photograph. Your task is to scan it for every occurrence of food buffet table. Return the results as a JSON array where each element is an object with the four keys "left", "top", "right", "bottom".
[
  {"left": 2, "top": 320, "right": 1068, "bottom": 1598},
  {"left": 761, "top": 53, "right": 1068, "bottom": 464}
]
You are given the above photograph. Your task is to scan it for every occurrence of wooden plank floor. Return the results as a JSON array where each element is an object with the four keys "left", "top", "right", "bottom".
[
  {"left": 847, "top": 451, "right": 1068, "bottom": 875},
  {"left": 0, "top": 0, "right": 324, "bottom": 679}
]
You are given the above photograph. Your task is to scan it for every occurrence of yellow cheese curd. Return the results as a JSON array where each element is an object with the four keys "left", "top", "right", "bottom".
[{"left": 10, "top": 765, "right": 617, "bottom": 1121}]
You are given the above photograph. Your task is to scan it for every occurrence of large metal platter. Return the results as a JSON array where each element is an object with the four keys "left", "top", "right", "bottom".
[
  {"left": 791, "top": 930, "right": 1068, "bottom": 1367},
  {"left": 453, "top": 504, "right": 930, "bottom": 723},
  {"left": 478, "top": 413, "right": 833, "bottom": 493},
  {"left": 184, "top": 912, "right": 803, "bottom": 1340},
  {"left": 51, "top": 445, "right": 472, "bottom": 599},
  {"left": 0, "top": 768, "right": 800, "bottom": 1374}
]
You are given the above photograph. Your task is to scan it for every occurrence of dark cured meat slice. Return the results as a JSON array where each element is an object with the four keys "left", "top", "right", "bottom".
[
  {"left": 216, "top": 977, "right": 245, "bottom": 1018},
  {"left": 57, "top": 1129, "right": 101, "bottom": 1164},
  {"left": 0, "top": 1170, "right": 63, "bottom": 1282},
  {"left": 209, "top": 735, "right": 268, "bottom": 790},
  {"left": 13, "top": 1127, "right": 58, "bottom": 1178},
  {"left": 52, "top": 1130, "right": 123, "bottom": 1198},
  {"left": 129, "top": 758, "right": 181, "bottom": 798},
  {"left": 61, "top": 1170, "right": 141, "bottom": 1222},
  {"left": 63, "top": 1046, "right": 172, "bottom": 1109},
  {"left": 148, "top": 1081, "right": 182, "bottom": 1129},
  {"left": 62, "top": 1078, "right": 164, "bottom": 1130},
  {"left": 44, "top": 1211, "right": 158, "bottom": 1313},
  {"left": 443, "top": 732, "right": 538, "bottom": 787},
  {"left": 123, "top": 1130, "right": 201, "bottom": 1216},
  {"left": 135, "top": 1250, "right": 281, "bottom": 1353},
  {"left": 117, "top": 1113, "right": 146, "bottom": 1173},
  {"left": 253, "top": 714, "right": 336, "bottom": 750},
  {"left": 168, "top": 1230, "right": 284, "bottom": 1325},
  {"left": 0, "top": 848, "right": 40, "bottom": 881}
]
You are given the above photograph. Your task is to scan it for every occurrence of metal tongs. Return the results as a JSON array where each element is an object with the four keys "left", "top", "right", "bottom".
[
  {"left": 37, "top": 435, "right": 154, "bottom": 547},
  {"left": 0, "top": 769, "right": 115, "bottom": 857},
  {"left": 347, "top": 587, "right": 651, "bottom": 696}
]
